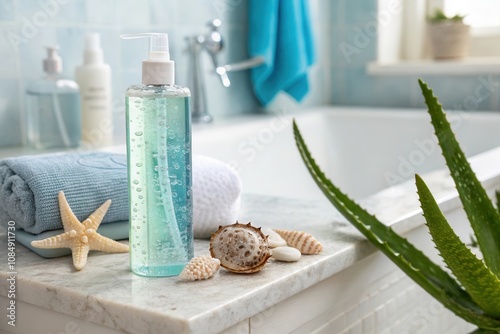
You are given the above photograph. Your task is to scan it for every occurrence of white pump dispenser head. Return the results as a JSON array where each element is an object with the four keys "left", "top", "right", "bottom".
[
  {"left": 43, "top": 46, "right": 62, "bottom": 74},
  {"left": 83, "top": 33, "right": 104, "bottom": 64},
  {"left": 121, "top": 33, "right": 174, "bottom": 85}
]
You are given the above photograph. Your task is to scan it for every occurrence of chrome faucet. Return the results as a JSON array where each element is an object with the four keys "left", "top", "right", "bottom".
[
  {"left": 186, "top": 19, "right": 226, "bottom": 123},
  {"left": 186, "top": 19, "right": 264, "bottom": 123}
]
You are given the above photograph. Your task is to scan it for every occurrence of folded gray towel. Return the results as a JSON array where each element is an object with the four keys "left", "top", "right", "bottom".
[{"left": 0, "top": 152, "right": 128, "bottom": 234}]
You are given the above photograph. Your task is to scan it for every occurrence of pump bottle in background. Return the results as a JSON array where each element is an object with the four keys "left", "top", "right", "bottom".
[
  {"left": 25, "top": 46, "right": 81, "bottom": 149},
  {"left": 121, "top": 33, "right": 193, "bottom": 277},
  {"left": 75, "top": 33, "right": 113, "bottom": 147}
]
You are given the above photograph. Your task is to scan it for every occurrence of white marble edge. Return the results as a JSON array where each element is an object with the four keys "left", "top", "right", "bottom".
[{"left": 1, "top": 146, "right": 500, "bottom": 333}]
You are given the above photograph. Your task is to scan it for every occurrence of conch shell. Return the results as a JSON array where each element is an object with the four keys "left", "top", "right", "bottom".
[
  {"left": 179, "top": 254, "right": 221, "bottom": 281},
  {"left": 273, "top": 229, "right": 323, "bottom": 255},
  {"left": 210, "top": 222, "right": 271, "bottom": 273}
]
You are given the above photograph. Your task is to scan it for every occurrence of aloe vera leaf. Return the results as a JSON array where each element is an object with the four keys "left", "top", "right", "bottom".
[
  {"left": 470, "top": 329, "right": 500, "bottom": 334},
  {"left": 419, "top": 79, "right": 500, "bottom": 276},
  {"left": 416, "top": 174, "right": 500, "bottom": 318},
  {"left": 496, "top": 190, "right": 500, "bottom": 215},
  {"left": 293, "top": 120, "right": 500, "bottom": 329}
]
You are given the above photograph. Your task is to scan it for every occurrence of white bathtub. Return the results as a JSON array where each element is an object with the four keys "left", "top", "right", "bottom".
[
  {"left": 190, "top": 106, "right": 500, "bottom": 333},
  {"left": 193, "top": 106, "right": 500, "bottom": 201}
]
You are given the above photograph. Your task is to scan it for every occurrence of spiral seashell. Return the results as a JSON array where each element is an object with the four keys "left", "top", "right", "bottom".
[
  {"left": 210, "top": 222, "right": 271, "bottom": 274},
  {"left": 273, "top": 229, "right": 323, "bottom": 255},
  {"left": 179, "top": 255, "right": 221, "bottom": 281}
]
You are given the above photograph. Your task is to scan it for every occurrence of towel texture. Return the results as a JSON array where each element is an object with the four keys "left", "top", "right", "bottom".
[
  {"left": 248, "top": 0, "right": 315, "bottom": 106},
  {"left": 0, "top": 152, "right": 128, "bottom": 234},
  {"left": 0, "top": 152, "right": 241, "bottom": 239},
  {"left": 192, "top": 155, "right": 241, "bottom": 239}
]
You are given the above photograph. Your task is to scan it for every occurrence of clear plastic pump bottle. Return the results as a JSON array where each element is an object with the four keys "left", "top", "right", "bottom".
[
  {"left": 121, "top": 33, "right": 193, "bottom": 277},
  {"left": 25, "top": 47, "right": 81, "bottom": 149}
]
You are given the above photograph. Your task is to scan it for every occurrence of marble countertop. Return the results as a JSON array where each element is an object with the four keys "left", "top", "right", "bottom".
[{"left": 1, "top": 146, "right": 500, "bottom": 334}]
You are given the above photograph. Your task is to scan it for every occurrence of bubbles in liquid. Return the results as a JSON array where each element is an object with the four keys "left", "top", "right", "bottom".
[
  {"left": 136, "top": 163, "right": 143, "bottom": 167},
  {"left": 133, "top": 179, "right": 139, "bottom": 185},
  {"left": 136, "top": 188, "right": 142, "bottom": 192},
  {"left": 135, "top": 131, "right": 143, "bottom": 136}
]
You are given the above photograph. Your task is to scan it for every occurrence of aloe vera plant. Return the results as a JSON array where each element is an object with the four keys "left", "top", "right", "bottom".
[{"left": 293, "top": 79, "right": 500, "bottom": 332}]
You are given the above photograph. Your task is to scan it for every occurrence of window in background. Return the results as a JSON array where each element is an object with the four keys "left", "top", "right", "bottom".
[
  {"left": 444, "top": 0, "right": 500, "bottom": 29},
  {"left": 368, "top": 0, "right": 500, "bottom": 75},
  {"left": 442, "top": 0, "right": 500, "bottom": 57}
]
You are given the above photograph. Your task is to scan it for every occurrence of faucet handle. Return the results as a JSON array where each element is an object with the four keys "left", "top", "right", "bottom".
[
  {"left": 207, "top": 19, "right": 222, "bottom": 31},
  {"left": 204, "top": 19, "right": 230, "bottom": 87}
]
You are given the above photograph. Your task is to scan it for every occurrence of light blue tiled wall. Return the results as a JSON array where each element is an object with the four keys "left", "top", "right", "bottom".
[
  {"left": 0, "top": 0, "right": 257, "bottom": 147},
  {"left": 331, "top": 0, "right": 500, "bottom": 112},
  {"left": 2, "top": 0, "right": 496, "bottom": 148},
  {"left": 0, "top": 0, "right": 333, "bottom": 148}
]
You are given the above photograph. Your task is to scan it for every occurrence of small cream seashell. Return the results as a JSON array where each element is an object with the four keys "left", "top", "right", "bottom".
[
  {"left": 210, "top": 222, "right": 271, "bottom": 274},
  {"left": 271, "top": 246, "right": 301, "bottom": 262},
  {"left": 273, "top": 229, "right": 323, "bottom": 255},
  {"left": 262, "top": 228, "right": 287, "bottom": 248},
  {"left": 179, "top": 255, "right": 221, "bottom": 281}
]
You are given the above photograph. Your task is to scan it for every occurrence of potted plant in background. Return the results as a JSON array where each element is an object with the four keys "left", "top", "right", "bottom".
[{"left": 428, "top": 9, "right": 470, "bottom": 60}]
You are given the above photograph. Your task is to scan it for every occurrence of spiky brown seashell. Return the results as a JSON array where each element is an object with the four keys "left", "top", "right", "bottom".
[
  {"left": 210, "top": 222, "right": 271, "bottom": 273},
  {"left": 179, "top": 255, "right": 221, "bottom": 281},
  {"left": 273, "top": 229, "right": 323, "bottom": 255}
]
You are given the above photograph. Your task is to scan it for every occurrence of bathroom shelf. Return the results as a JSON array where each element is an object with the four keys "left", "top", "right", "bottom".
[{"left": 367, "top": 57, "right": 500, "bottom": 76}]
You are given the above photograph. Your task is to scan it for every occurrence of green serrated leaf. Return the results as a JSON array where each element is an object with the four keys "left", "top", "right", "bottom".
[
  {"left": 293, "top": 120, "right": 500, "bottom": 329},
  {"left": 416, "top": 174, "right": 500, "bottom": 318},
  {"left": 418, "top": 79, "right": 500, "bottom": 277},
  {"left": 496, "top": 190, "right": 500, "bottom": 215}
]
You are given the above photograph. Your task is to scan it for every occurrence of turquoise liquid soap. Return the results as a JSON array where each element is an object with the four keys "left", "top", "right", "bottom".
[
  {"left": 122, "top": 33, "right": 193, "bottom": 277},
  {"left": 25, "top": 47, "right": 81, "bottom": 149}
]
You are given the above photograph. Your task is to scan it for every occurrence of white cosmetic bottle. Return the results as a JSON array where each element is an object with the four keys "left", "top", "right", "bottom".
[{"left": 75, "top": 33, "right": 113, "bottom": 147}]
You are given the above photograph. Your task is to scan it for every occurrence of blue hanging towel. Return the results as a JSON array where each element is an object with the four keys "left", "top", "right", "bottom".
[{"left": 248, "top": 0, "right": 315, "bottom": 106}]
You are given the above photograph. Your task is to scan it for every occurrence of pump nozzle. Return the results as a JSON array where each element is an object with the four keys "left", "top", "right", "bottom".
[
  {"left": 121, "top": 33, "right": 174, "bottom": 85},
  {"left": 43, "top": 46, "right": 62, "bottom": 74},
  {"left": 83, "top": 33, "right": 104, "bottom": 64},
  {"left": 121, "top": 33, "right": 170, "bottom": 62}
]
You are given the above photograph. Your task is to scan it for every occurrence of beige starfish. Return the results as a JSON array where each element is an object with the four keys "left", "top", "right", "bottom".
[{"left": 31, "top": 191, "right": 129, "bottom": 270}]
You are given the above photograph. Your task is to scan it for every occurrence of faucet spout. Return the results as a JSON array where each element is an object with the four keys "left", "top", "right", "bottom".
[{"left": 186, "top": 19, "right": 228, "bottom": 123}]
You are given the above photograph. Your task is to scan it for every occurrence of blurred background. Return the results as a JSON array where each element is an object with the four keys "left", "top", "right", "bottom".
[{"left": 0, "top": 0, "right": 499, "bottom": 148}]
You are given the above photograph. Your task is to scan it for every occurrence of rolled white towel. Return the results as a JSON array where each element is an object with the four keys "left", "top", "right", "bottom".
[{"left": 192, "top": 155, "right": 242, "bottom": 239}]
